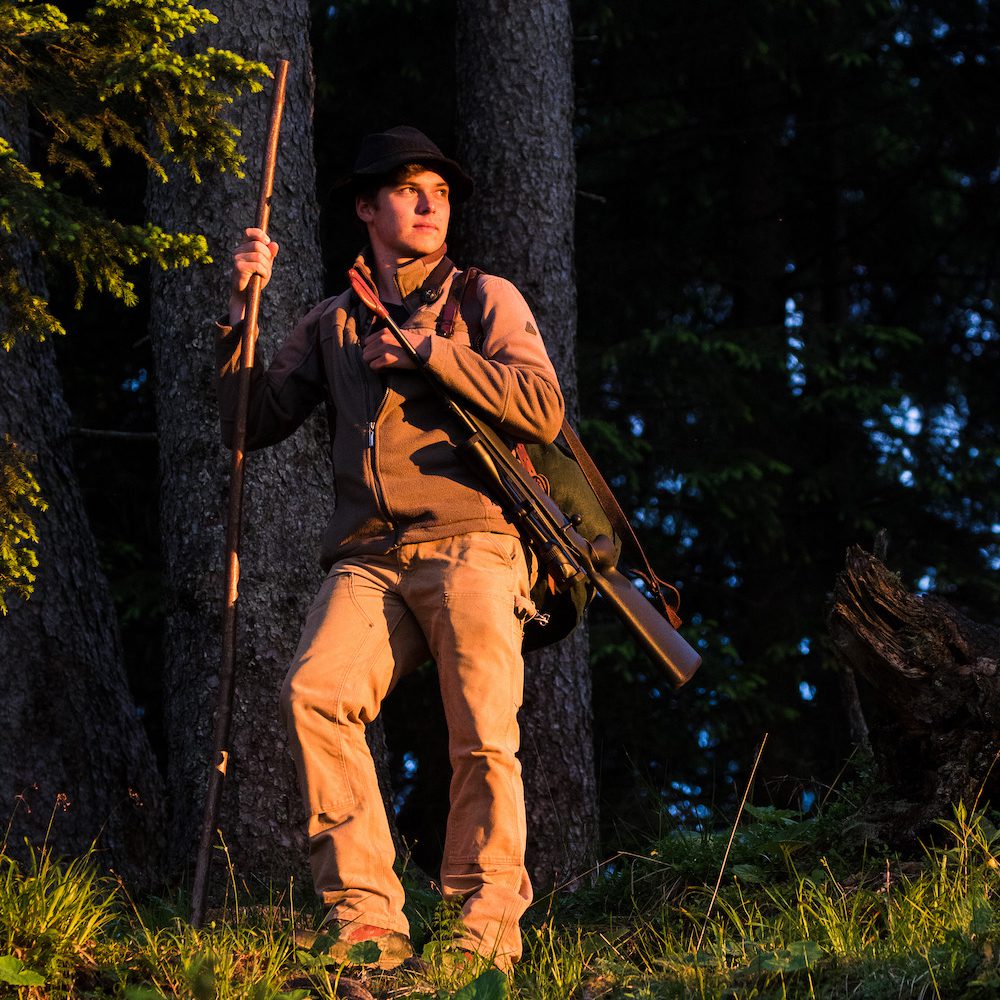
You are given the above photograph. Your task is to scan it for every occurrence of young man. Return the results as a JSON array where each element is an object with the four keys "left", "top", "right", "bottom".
[{"left": 219, "top": 126, "right": 564, "bottom": 970}]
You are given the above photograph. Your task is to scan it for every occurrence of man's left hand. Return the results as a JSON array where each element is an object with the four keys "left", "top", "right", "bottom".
[{"left": 362, "top": 328, "right": 431, "bottom": 370}]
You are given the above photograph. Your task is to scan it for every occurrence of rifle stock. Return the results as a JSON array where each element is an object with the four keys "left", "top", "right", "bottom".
[{"left": 587, "top": 557, "right": 702, "bottom": 687}]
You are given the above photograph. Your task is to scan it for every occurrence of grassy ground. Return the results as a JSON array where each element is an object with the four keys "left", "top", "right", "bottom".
[{"left": 3, "top": 798, "right": 999, "bottom": 999}]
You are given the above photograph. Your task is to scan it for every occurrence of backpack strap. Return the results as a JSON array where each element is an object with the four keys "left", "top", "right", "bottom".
[{"left": 436, "top": 266, "right": 481, "bottom": 339}]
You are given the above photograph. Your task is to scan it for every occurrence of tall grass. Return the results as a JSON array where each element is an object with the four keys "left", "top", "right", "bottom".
[
  {"left": 510, "top": 801, "right": 1000, "bottom": 999},
  {"left": 1, "top": 801, "right": 998, "bottom": 998},
  {"left": 0, "top": 841, "right": 118, "bottom": 992},
  {"left": 0, "top": 838, "right": 305, "bottom": 1000}
]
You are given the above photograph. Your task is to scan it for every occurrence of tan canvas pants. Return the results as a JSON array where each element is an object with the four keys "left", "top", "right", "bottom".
[{"left": 280, "top": 532, "right": 535, "bottom": 966}]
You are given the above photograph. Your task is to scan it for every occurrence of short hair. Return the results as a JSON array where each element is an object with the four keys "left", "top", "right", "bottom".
[{"left": 354, "top": 163, "right": 433, "bottom": 208}]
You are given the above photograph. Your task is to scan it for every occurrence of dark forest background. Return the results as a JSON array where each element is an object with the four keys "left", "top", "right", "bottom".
[{"left": 27, "top": 0, "right": 1000, "bottom": 876}]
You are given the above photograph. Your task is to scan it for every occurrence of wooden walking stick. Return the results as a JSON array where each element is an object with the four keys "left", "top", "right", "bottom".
[{"left": 190, "top": 58, "right": 290, "bottom": 929}]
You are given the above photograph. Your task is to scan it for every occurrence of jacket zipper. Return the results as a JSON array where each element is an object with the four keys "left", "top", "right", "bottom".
[
  {"left": 368, "top": 389, "right": 392, "bottom": 531},
  {"left": 355, "top": 324, "right": 394, "bottom": 533}
]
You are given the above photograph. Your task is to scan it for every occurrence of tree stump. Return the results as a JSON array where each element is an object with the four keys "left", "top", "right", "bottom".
[{"left": 827, "top": 545, "right": 1000, "bottom": 843}]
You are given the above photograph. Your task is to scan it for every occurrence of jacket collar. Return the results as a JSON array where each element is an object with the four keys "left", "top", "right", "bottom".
[{"left": 352, "top": 244, "right": 452, "bottom": 315}]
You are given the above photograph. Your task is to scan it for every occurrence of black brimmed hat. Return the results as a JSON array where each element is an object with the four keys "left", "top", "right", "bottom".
[{"left": 345, "top": 125, "right": 474, "bottom": 203}]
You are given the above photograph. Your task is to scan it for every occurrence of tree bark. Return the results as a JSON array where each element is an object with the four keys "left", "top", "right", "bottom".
[
  {"left": 0, "top": 101, "right": 165, "bottom": 882},
  {"left": 145, "top": 5, "right": 330, "bottom": 891},
  {"left": 455, "top": 0, "right": 598, "bottom": 891},
  {"left": 828, "top": 545, "right": 1000, "bottom": 842}
]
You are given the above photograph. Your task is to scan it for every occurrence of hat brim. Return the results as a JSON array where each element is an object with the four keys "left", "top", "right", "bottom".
[{"left": 332, "top": 154, "right": 474, "bottom": 204}]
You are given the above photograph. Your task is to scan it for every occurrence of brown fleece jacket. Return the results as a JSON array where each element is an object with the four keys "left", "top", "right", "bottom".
[{"left": 217, "top": 248, "right": 565, "bottom": 568}]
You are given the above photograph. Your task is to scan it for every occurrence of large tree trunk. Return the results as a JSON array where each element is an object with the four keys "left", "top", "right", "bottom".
[
  {"left": 145, "top": 5, "right": 330, "bottom": 891},
  {"left": 828, "top": 545, "right": 1000, "bottom": 843},
  {"left": 0, "top": 102, "right": 164, "bottom": 882},
  {"left": 455, "top": 0, "right": 598, "bottom": 890}
]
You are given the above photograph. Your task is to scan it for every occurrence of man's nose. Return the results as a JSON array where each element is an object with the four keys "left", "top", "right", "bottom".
[{"left": 416, "top": 193, "right": 434, "bottom": 214}]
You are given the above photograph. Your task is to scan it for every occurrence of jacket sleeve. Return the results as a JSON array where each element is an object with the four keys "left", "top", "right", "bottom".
[
  {"left": 216, "top": 299, "right": 330, "bottom": 451},
  {"left": 420, "top": 274, "right": 565, "bottom": 444}
]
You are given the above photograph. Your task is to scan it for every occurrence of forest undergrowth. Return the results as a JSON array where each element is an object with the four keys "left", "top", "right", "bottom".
[{"left": 2, "top": 791, "right": 1000, "bottom": 1000}]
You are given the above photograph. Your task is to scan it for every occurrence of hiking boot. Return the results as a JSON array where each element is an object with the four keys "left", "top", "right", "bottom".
[
  {"left": 295, "top": 921, "right": 415, "bottom": 971},
  {"left": 429, "top": 945, "right": 513, "bottom": 978}
]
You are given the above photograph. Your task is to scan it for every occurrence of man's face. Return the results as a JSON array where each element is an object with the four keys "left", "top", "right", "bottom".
[{"left": 356, "top": 168, "right": 451, "bottom": 262}]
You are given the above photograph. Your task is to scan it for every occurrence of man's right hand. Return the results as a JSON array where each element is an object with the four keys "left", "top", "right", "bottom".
[{"left": 229, "top": 227, "right": 280, "bottom": 326}]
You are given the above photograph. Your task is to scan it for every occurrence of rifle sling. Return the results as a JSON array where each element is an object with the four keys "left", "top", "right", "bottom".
[{"left": 557, "top": 420, "right": 682, "bottom": 628}]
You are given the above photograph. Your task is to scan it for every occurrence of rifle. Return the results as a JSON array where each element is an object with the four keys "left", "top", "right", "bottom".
[{"left": 347, "top": 268, "right": 702, "bottom": 688}]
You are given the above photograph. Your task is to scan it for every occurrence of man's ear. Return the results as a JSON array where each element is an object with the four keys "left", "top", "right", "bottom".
[{"left": 356, "top": 194, "right": 375, "bottom": 223}]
